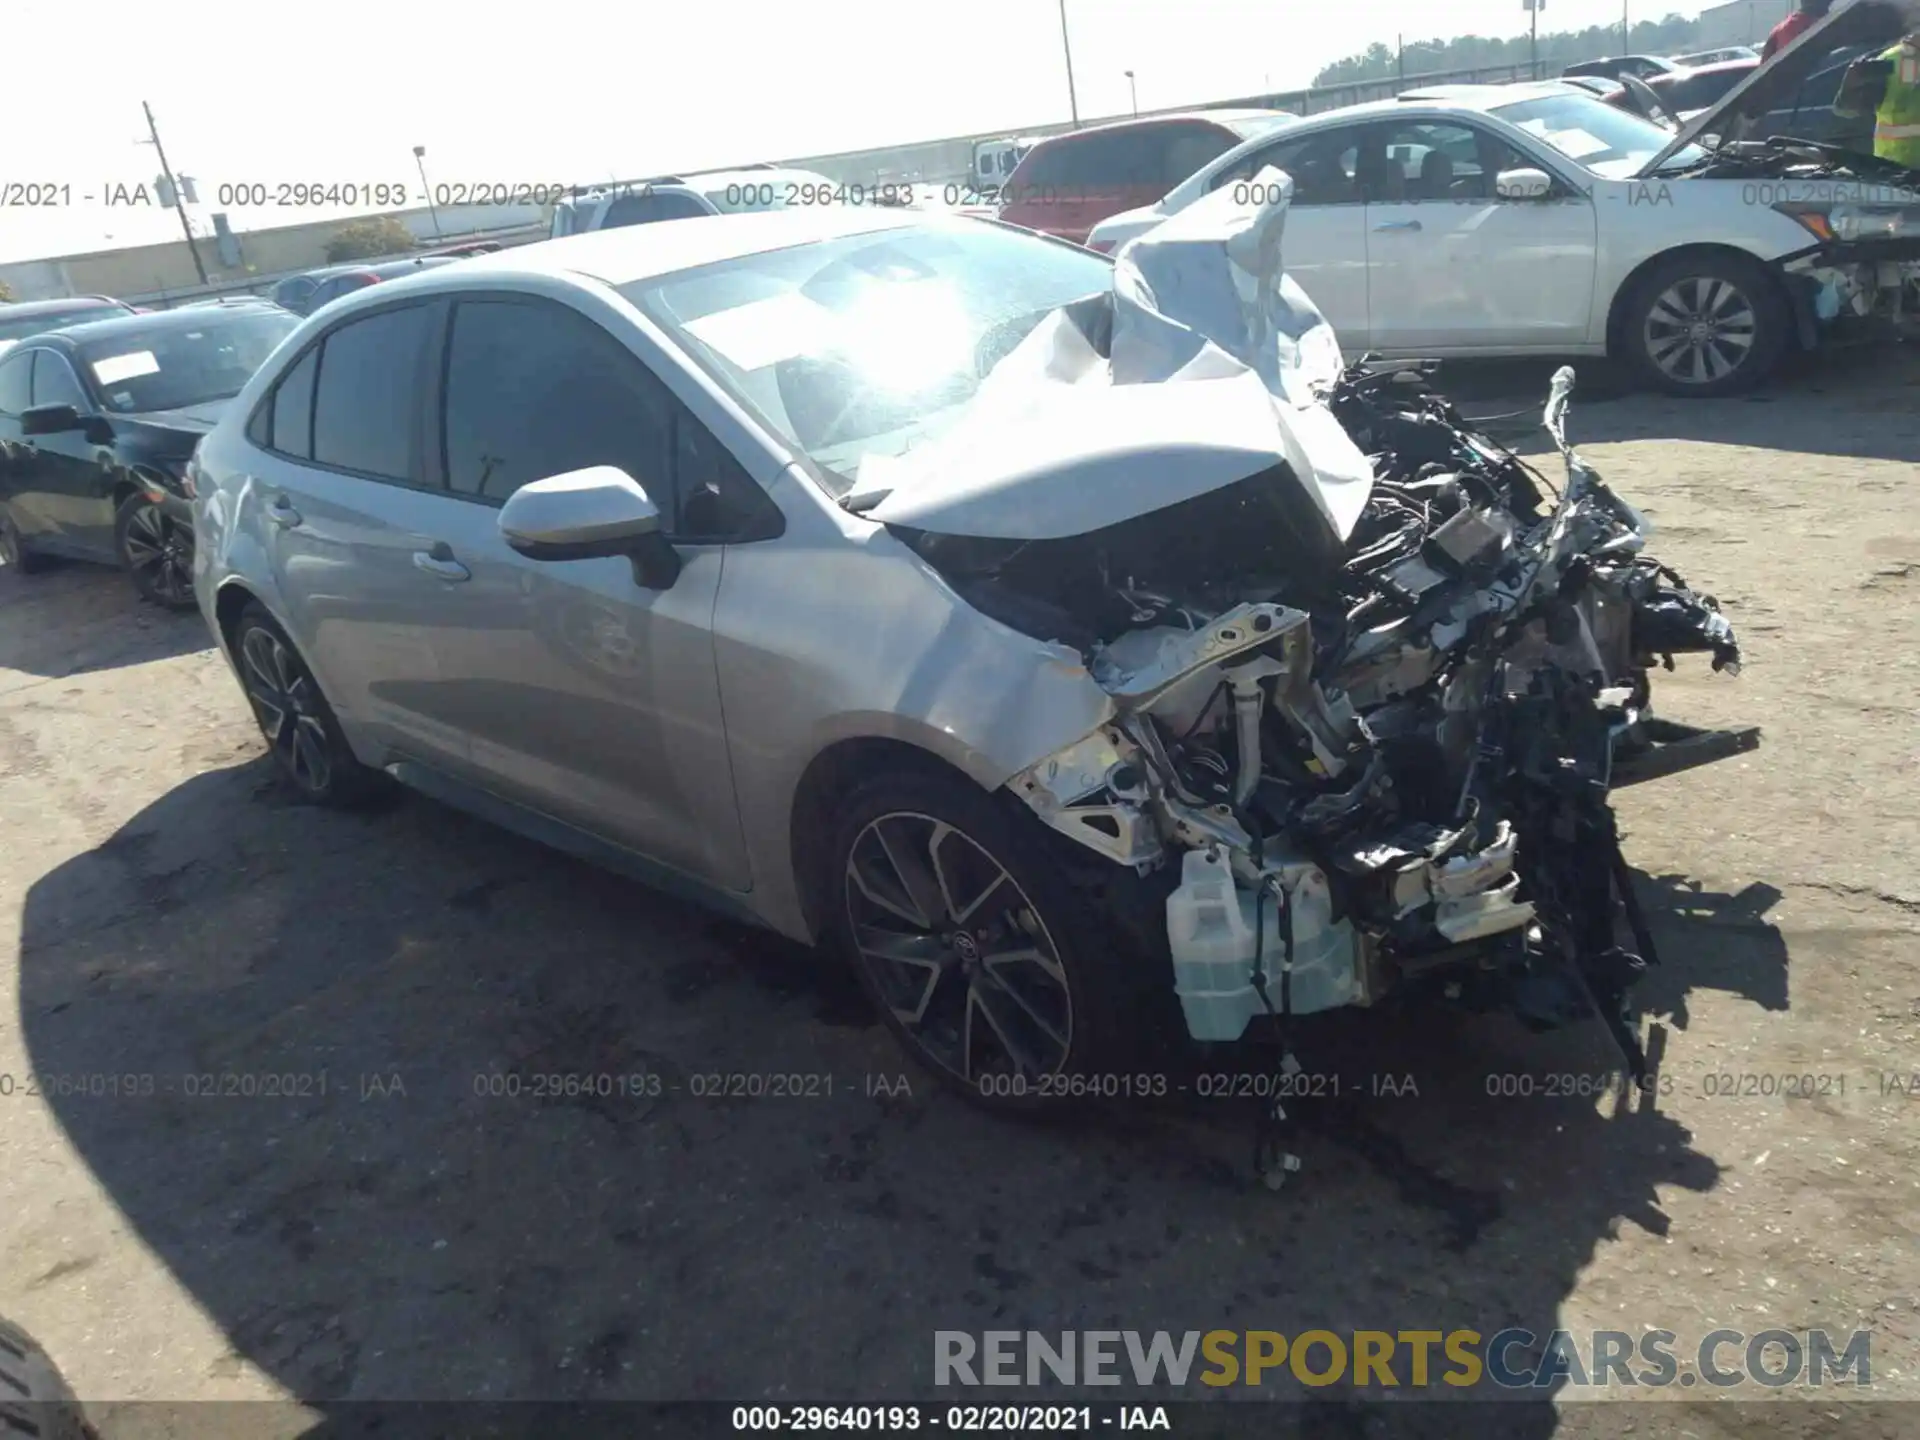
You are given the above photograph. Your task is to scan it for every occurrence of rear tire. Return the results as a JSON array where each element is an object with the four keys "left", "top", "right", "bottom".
[
  {"left": 230, "top": 601, "right": 392, "bottom": 808},
  {"left": 1618, "top": 251, "right": 1788, "bottom": 398},
  {"left": 0, "top": 1315, "right": 96, "bottom": 1440},
  {"left": 825, "top": 766, "right": 1170, "bottom": 1112},
  {"left": 0, "top": 504, "right": 53, "bottom": 575},
  {"left": 114, "top": 491, "right": 196, "bottom": 609}
]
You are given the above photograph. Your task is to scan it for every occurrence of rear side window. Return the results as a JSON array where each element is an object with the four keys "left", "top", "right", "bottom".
[
  {"left": 264, "top": 348, "right": 319, "bottom": 459},
  {"left": 310, "top": 304, "right": 433, "bottom": 480}
]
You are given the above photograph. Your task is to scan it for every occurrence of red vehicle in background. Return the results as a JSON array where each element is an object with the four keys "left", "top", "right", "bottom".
[{"left": 995, "top": 109, "right": 1297, "bottom": 246}]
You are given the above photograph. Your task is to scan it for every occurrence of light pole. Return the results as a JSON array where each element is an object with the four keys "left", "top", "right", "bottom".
[
  {"left": 1125, "top": 69, "right": 1138, "bottom": 116},
  {"left": 413, "top": 145, "right": 444, "bottom": 239},
  {"left": 1058, "top": 0, "right": 1081, "bottom": 127}
]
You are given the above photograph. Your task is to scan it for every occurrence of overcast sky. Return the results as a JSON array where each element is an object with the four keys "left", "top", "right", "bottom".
[{"left": 1, "top": 0, "right": 1706, "bottom": 264}]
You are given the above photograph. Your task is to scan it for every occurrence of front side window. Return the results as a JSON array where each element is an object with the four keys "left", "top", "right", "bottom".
[
  {"left": 621, "top": 218, "right": 1116, "bottom": 497},
  {"left": 1373, "top": 121, "right": 1491, "bottom": 201},
  {"left": 442, "top": 298, "right": 673, "bottom": 507},
  {"left": 310, "top": 303, "right": 434, "bottom": 480},
  {"left": 74, "top": 309, "right": 298, "bottom": 415},
  {"left": 439, "top": 296, "right": 767, "bottom": 536},
  {"left": 30, "top": 351, "right": 89, "bottom": 410},
  {"left": 0, "top": 352, "right": 32, "bottom": 414}
]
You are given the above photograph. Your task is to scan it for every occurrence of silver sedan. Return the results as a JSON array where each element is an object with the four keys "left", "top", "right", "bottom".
[{"left": 191, "top": 197, "right": 1746, "bottom": 1111}]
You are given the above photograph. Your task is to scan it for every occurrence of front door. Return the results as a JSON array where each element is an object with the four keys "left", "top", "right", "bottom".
[
  {"left": 412, "top": 293, "right": 752, "bottom": 889},
  {"left": 27, "top": 349, "right": 117, "bottom": 559},
  {"left": 1359, "top": 119, "right": 1598, "bottom": 353}
]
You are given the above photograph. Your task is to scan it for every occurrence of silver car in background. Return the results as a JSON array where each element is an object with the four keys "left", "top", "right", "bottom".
[{"left": 191, "top": 197, "right": 1747, "bottom": 1108}]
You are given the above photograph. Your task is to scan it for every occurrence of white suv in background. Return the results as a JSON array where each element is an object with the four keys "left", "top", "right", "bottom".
[{"left": 548, "top": 167, "right": 860, "bottom": 237}]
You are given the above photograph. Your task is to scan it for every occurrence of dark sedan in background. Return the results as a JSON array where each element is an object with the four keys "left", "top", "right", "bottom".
[
  {"left": 0, "top": 304, "right": 298, "bottom": 606},
  {"left": 0, "top": 296, "right": 136, "bottom": 349},
  {"left": 269, "top": 255, "right": 460, "bottom": 316}
]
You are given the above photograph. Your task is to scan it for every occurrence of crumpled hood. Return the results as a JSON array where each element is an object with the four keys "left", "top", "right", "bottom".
[
  {"left": 855, "top": 171, "right": 1375, "bottom": 543},
  {"left": 1640, "top": 0, "right": 1920, "bottom": 174}
]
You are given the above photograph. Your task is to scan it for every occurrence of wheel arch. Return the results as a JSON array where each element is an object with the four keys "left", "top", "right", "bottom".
[
  {"left": 786, "top": 735, "right": 990, "bottom": 944},
  {"left": 1604, "top": 242, "right": 1797, "bottom": 357}
]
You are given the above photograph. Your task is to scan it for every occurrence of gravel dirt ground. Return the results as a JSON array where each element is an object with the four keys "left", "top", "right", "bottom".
[{"left": 1, "top": 351, "right": 1916, "bottom": 1438}]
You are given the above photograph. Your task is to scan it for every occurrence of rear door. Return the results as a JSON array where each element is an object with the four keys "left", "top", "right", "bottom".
[
  {"left": 405, "top": 291, "right": 758, "bottom": 887},
  {"left": 1359, "top": 119, "right": 1597, "bottom": 353},
  {"left": 246, "top": 296, "right": 477, "bottom": 774},
  {"left": 1202, "top": 121, "right": 1373, "bottom": 345}
]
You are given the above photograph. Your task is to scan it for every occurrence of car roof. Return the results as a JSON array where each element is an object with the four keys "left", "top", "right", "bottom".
[
  {"left": 25, "top": 305, "right": 297, "bottom": 348},
  {"left": 0, "top": 296, "right": 128, "bottom": 317},
  {"left": 344, "top": 206, "right": 954, "bottom": 293},
  {"left": 1029, "top": 108, "right": 1295, "bottom": 145}
]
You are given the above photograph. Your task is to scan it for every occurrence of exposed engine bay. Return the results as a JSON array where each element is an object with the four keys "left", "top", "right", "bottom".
[{"left": 878, "top": 174, "right": 1759, "bottom": 1084}]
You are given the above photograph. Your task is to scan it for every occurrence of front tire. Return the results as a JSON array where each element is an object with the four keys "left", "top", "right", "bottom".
[
  {"left": 0, "top": 1315, "right": 95, "bottom": 1440},
  {"left": 230, "top": 601, "right": 391, "bottom": 808},
  {"left": 1619, "top": 252, "right": 1788, "bottom": 398},
  {"left": 114, "top": 491, "right": 196, "bottom": 609},
  {"left": 827, "top": 767, "right": 1164, "bottom": 1111}
]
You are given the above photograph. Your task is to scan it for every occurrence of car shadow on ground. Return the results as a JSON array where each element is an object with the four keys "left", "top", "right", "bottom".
[
  {"left": 16, "top": 755, "right": 1801, "bottom": 1433},
  {"left": 1431, "top": 344, "right": 1920, "bottom": 463},
  {"left": 0, "top": 564, "right": 210, "bottom": 682}
]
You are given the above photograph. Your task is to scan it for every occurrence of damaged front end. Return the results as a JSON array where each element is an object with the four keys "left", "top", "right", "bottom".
[
  {"left": 997, "top": 364, "right": 1754, "bottom": 1075},
  {"left": 891, "top": 175, "right": 1759, "bottom": 1078}
]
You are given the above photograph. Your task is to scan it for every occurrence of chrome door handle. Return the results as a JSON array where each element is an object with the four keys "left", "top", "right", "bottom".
[
  {"left": 412, "top": 544, "right": 470, "bottom": 582},
  {"left": 267, "top": 494, "right": 302, "bottom": 527},
  {"left": 1373, "top": 219, "right": 1423, "bottom": 232}
]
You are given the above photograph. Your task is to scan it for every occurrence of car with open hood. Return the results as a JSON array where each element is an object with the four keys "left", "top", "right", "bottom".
[
  {"left": 0, "top": 304, "right": 299, "bottom": 604},
  {"left": 1086, "top": 0, "right": 1920, "bottom": 397},
  {"left": 187, "top": 195, "right": 1751, "bottom": 1132}
]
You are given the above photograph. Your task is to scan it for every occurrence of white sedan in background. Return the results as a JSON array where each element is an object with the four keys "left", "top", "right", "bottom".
[{"left": 1086, "top": 76, "right": 1920, "bottom": 395}]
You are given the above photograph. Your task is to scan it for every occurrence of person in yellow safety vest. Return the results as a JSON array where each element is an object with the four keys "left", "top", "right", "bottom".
[{"left": 1834, "top": 30, "right": 1920, "bottom": 168}]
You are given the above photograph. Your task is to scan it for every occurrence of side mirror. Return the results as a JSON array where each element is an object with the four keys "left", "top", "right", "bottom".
[
  {"left": 1495, "top": 168, "right": 1555, "bottom": 200},
  {"left": 497, "top": 464, "right": 682, "bottom": 590},
  {"left": 21, "top": 404, "right": 84, "bottom": 437}
]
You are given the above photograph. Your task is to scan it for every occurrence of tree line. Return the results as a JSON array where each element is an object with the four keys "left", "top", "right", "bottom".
[{"left": 1313, "top": 13, "right": 1707, "bottom": 86}]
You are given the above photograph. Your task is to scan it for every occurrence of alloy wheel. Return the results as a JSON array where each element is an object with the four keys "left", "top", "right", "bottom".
[
  {"left": 122, "top": 502, "right": 195, "bottom": 606},
  {"left": 1643, "top": 276, "right": 1758, "bottom": 387},
  {"left": 844, "top": 811, "right": 1073, "bottom": 1085},
  {"left": 240, "top": 626, "right": 333, "bottom": 794}
]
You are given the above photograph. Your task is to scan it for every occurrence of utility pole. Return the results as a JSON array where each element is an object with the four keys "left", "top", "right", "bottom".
[
  {"left": 1058, "top": 0, "right": 1081, "bottom": 127},
  {"left": 142, "top": 101, "right": 208, "bottom": 285},
  {"left": 1623, "top": 1, "right": 1630, "bottom": 54},
  {"left": 1398, "top": 33, "right": 1405, "bottom": 84},
  {"left": 1529, "top": 0, "right": 1541, "bottom": 80}
]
